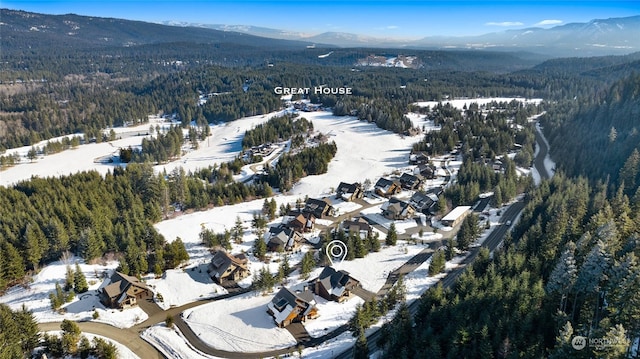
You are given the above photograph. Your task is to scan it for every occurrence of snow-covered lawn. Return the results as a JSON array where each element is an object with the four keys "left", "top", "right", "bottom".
[
  {"left": 336, "top": 242, "right": 424, "bottom": 293},
  {"left": 304, "top": 296, "right": 364, "bottom": 338},
  {"left": 360, "top": 205, "right": 417, "bottom": 234},
  {"left": 182, "top": 292, "right": 297, "bottom": 353},
  {"left": 0, "top": 257, "right": 147, "bottom": 328},
  {"left": 146, "top": 268, "right": 227, "bottom": 310}
]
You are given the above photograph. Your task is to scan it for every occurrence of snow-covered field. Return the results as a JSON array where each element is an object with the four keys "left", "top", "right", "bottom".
[
  {"left": 182, "top": 292, "right": 297, "bottom": 353},
  {"left": 304, "top": 296, "right": 365, "bottom": 338},
  {"left": 0, "top": 257, "right": 147, "bottom": 328}
]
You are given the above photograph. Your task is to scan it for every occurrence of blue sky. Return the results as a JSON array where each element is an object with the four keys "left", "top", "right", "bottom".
[{"left": 3, "top": 0, "right": 639, "bottom": 38}]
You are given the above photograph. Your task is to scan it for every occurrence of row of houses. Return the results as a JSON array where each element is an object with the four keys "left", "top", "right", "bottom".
[{"left": 267, "top": 266, "right": 360, "bottom": 327}]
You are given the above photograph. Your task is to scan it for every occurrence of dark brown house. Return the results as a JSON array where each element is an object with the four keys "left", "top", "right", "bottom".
[
  {"left": 303, "top": 198, "right": 335, "bottom": 218},
  {"left": 313, "top": 266, "right": 360, "bottom": 303},
  {"left": 207, "top": 250, "right": 249, "bottom": 286},
  {"left": 336, "top": 182, "right": 364, "bottom": 201},
  {"left": 267, "top": 287, "right": 318, "bottom": 328},
  {"left": 339, "top": 217, "right": 372, "bottom": 239},
  {"left": 374, "top": 178, "right": 402, "bottom": 198},
  {"left": 382, "top": 198, "right": 416, "bottom": 220},
  {"left": 284, "top": 212, "right": 316, "bottom": 233},
  {"left": 99, "top": 272, "right": 152, "bottom": 309},
  {"left": 399, "top": 173, "right": 423, "bottom": 190},
  {"left": 266, "top": 226, "right": 304, "bottom": 252}
]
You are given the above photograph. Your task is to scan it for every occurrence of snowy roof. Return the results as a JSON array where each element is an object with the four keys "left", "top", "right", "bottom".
[{"left": 441, "top": 206, "right": 472, "bottom": 222}]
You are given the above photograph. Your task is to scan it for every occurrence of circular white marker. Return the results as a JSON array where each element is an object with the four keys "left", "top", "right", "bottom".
[{"left": 326, "top": 240, "right": 348, "bottom": 268}]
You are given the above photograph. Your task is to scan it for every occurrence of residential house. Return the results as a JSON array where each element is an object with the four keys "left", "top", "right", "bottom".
[
  {"left": 265, "top": 226, "right": 304, "bottom": 252},
  {"left": 336, "top": 182, "right": 364, "bottom": 202},
  {"left": 284, "top": 212, "right": 316, "bottom": 233},
  {"left": 409, "top": 191, "right": 439, "bottom": 214},
  {"left": 382, "top": 198, "right": 416, "bottom": 220},
  {"left": 303, "top": 198, "right": 335, "bottom": 218},
  {"left": 339, "top": 217, "right": 372, "bottom": 239},
  {"left": 99, "top": 272, "right": 152, "bottom": 309},
  {"left": 374, "top": 178, "right": 402, "bottom": 198},
  {"left": 415, "top": 163, "right": 437, "bottom": 179},
  {"left": 313, "top": 266, "right": 360, "bottom": 303},
  {"left": 267, "top": 287, "right": 318, "bottom": 328},
  {"left": 409, "top": 151, "right": 430, "bottom": 165},
  {"left": 399, "top": 172, "right": 423, "bottom": 190},
  {"left": 207, "top": 250, "right": 249, "bottom": 286}
]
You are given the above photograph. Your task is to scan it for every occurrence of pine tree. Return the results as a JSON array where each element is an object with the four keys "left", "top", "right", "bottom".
[
  {"left": 429, "top": 250, "right": 446, "bottom": 276},
  {"left": 254, "top": 237, "right": 267, "bottom": 261},
  {"left": 74, "top": 263, "right": 89, "bottom": 293},
  {"left": 61, "top": 319, "right": 81, "bottom": 355},
  {"left": 354, "top": 330, "right": 369, "bottom": 359},
  {"left": 232, "top": 216, "right": 244, "bottom": 244},
  {"left": 300, "top": 251, "right": 315, "bottom": 280},
  {"left": 386, "top": 223, "right": 398, "bottom": 246},
  {"left": 64, "top": 264, "right": 75, "bottom": 292}
]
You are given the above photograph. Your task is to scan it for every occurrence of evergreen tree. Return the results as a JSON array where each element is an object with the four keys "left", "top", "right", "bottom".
[
  {"left": 354, "top": 330, "right": 369, "bottom": 359},
  {"left": 429, "top": 250, "right": 446, "bottom": 276},
  {"left": 254, "top": 237, "right": 267, "bottom": 261},
  {"left": 74, "top": 263, "right": 89, "bottom": 293},
  {"left": 61, "top": 319, "right": 81, "bottom": 355},
  {"left": 385, "top": 223, "right": 398, "bottom": 246},
  {"left": 232, "top": 216, "right": 244, "bottom": 244},
  {"left": 300, "top": 251, "right": 315, "bottom": 280},
  {"left": 64, "top": 264, "right": 75, "bottom": 291}
]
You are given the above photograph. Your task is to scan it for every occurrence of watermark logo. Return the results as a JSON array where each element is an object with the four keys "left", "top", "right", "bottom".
[
  {"left": 571, "top": 335, "right": 628, "bottom": 351},
  {"left": 571, "top": 336, "right": 587, "bottom": 350}
]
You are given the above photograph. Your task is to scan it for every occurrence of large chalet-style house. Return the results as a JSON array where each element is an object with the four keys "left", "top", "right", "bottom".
[
  {"left": 399, "top": 172, "right": 423, "bottom": 190},
  {"left": 335, "top": 182, "right": 364, "bottom": 202},
  {"left": 415, "top": 163, "right": 437, "bottom": 179},
  {"left": 374, "top": 178, "right": 402, "bottom": 198},
  {"left": 382, "top": 198, "right": 416, "bottom": 220},
  {"left": 267, "top": 287, "right": 318, "bottom": 328},
  {"left": 339, "top": 217, "right": 372, "bottom": 239},
  {"left": 303, "top": 198, "right": 335, "bottom": 218},
  {"left": 99, "top": 272, "right": 152, "bottom": 309},
  {"left": 284, "top": 212, "right": 316, "bottom": 233},
  {"left": 265, "top": 226, "right": 304, "bottom": 252},
  {"left": 207, "top": 250, "right": 250, "bottom": 287},
  {"left": 313, "top": 266, "right": 360, "bottom": 303},
  {"left": 409, "top": 191, "right": 439, "bottom": 215}
]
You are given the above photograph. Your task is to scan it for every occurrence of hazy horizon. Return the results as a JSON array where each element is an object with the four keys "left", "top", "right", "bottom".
[{"left": 3, "top": 0, "right": 639, "bottom": 39}]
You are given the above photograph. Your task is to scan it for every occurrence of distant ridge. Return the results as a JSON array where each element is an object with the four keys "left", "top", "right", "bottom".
[
  {"left": 165, "top": 15, "right": 640, "bottom": 57},
  {"left": 0, "top": 8, "right": 314, "bottom": 52}
]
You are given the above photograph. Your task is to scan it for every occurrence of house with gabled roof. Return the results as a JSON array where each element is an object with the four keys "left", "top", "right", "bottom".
[
  {"left": 265, "top": 226, "right": 304, "bottom": 252},
  {"left": 415, "top": 163, "right": 437, "bottom": 179},
  {"left": 284, "top": 212, "right": 315, "bottom": 233},
  {"left": 339, "top": 217, "right": 372, "bottom": 239},
  {"left": 313, "top": 266, "right": 360, "bottom": 303},
  {"left": 267, "top": 287, "right": 318, "bottom": 328},
  {"left": 336, "top": 182, "right": 364, "bottom": 202},
  {"left": 409, "top": 151, "right": 430, "bottom": 165},
  {"left": 303, "top": 198, "right": 335, "bottom": 218},
  {"left": 381, "top": 198, "right": 416, "bottom": 220},
  {"left": 374, "top": 178, "right": 402, "bottom": 198},
  {"left": 399, "top": 172, "right": 423, "bottom": 190},
  {"left": 99, "top": 271, "right": 152, "bottom": 309},
  {"left": 207, "top": 250, "right": 249, "bottom": 287},
  {"left": 409, "top": 191, "right": 439, "bottom": 214}
]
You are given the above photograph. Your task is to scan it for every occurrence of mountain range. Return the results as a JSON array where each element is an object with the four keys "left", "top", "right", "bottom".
[
  {"left": 1, "top": 8, "right": 639, "bottom": 58},
  {"left": 168, "top": 15, "right": 640, "bottom": 57}
]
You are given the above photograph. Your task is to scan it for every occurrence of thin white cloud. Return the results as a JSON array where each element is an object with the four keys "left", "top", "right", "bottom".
[
  {"left": 534, "top": 19, "right": 563, "bottom": 26},
  {"left": 485, "top": 21, "right": 524, "bottom": 27},
  {"left": 386, "top": 25, "right": 398, "bottom": 30}
]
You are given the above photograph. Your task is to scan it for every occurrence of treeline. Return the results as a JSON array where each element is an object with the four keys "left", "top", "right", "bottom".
[
  {"left": 263, "top": 141, "right": 337, "bottom": 191},
  {"left": 241, "top": 114, "right": 313, "bottom": 149},
  {"left": 130, "top": 125, "right": 185, "bottom": 164}
]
